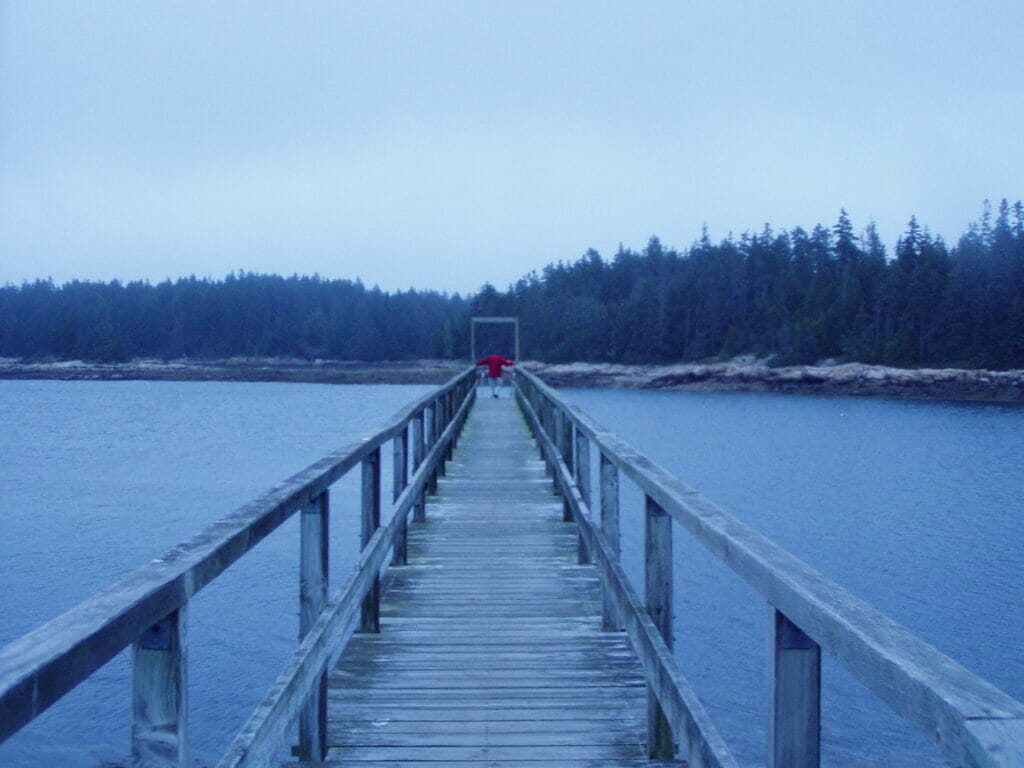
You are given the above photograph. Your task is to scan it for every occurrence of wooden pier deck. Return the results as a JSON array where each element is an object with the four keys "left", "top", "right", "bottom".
[{"left": 322, "top": 395, "right": 666, "bottom": 767}]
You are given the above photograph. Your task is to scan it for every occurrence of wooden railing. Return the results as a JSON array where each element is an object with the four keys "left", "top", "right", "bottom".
[
  {"left": 514, "top": 366, "right": 1024, "bottom": 768},
  {"left": 0, "top": 367, "right": 477, "bottom": 768}
]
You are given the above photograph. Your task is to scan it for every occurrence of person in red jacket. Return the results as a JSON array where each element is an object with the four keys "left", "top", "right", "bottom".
[{"left": 476, "top": 353, "right": 514, "bottom": 398}]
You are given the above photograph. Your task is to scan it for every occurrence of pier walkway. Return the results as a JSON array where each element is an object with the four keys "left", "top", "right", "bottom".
[{"left": 323, "top": 395, "right": 659, "bottom": 766}]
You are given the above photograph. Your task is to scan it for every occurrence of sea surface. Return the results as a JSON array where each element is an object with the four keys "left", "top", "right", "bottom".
[
  {"left": 0, "top": 380, "right": 431, "bottom": 768},
  {"left": 563, "top": 387, "right": 1024, "bottom": 768},
  {"left": 1, "top": 380, "right": 1022, "bottom": 767}
]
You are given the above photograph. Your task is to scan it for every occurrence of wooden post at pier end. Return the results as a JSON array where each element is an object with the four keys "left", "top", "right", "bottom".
[{"left": 470, "top": 316, "right": 520, "bottom": 363}]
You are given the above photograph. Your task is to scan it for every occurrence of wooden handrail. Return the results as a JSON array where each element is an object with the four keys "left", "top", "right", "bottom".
[
  {"left": 216, "top": 381, "right": 476, "bottom": 768},
  {"left": 514, "top": 366, "right": 1024, "bottom": 768},
  {"left": 0, "top": 367, "right": 476, "bottom": 751},
  {"left": 515, "top": 374, "right": 738, "bottom": 768}
]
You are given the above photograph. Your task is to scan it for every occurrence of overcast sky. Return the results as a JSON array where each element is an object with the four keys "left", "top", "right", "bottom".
[{"left": 2, "top": 2, "right": 1022, "bottom": 294}]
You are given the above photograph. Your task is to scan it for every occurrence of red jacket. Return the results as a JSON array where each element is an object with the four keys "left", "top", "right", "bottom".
[{"left": 476, "top": 354, "right": 514, "bottom": 378}]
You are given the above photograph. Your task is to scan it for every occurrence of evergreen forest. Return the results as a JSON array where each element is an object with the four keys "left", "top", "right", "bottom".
[{"left": 2, "top": 200, "right": 1023, "bottom": 370}]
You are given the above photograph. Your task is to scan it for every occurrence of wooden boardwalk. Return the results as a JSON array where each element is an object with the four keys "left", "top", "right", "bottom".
[{"left": 320, "top": 394, "right": 672, "bottom": 767}]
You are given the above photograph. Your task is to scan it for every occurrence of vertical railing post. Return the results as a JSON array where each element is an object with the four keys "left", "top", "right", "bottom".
[
  {"left": 444, "top": 390, "right": 454, "bottom": 461},
  {"left": 435, "top": 397, "right": 446, "bottom": 478},
  {"left": 550, "top": 408, "right": 563, "bottom": 489},
  {"left": 600, "top": 453, "right": 622, "bottom": 631},
  {"left": 297, "top": 490, "right": 329, "bottom": 762},
  {"left": 768, "top": 609, "right": 821, "bottom": 768},
  {"left": 392, "top": 427, "right": 409, "bottom": 566},
  {"left": 561, "top": 419, "right": 575, "bottom": 522},
  {"left": 538, "top": 399, "right": 548, "bottom": 465},
  {"left": 427, "top": 403, "right": 439, "bottom": 493},
  {"left": 534, "top": 391, "right": 546, "bottom": 460},
  {"left": 132, "top": 608, "right": 188, "bottom": 768},
  {"left": 452, "top": 383, "right": 465, "bottom": 446},
  {"left": 645, "top": 495, "right": 674, "bottom": 759},
  {"left": 412, "top": 410, "right": 426, "bottom": 522},
  {"left": 575, "top": 432, "right": 592, "bottom": 564},
  {"left": 360, "top": 446, "right": 381, "bottom": 633}
]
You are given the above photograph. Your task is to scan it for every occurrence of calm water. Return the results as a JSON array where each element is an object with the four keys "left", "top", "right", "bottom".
[
  {"left": 0, "top": 380, "right": 431, "bottom": 768},
  {"left": 563, "top": 388, "right": 1024, "bottom": 768},
  {"left": 1, "top": 382, "right": 1022, "bottom": 767}
]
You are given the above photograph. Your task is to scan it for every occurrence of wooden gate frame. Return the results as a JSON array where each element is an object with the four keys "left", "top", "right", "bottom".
[{"left": 470, "top": 316, "right": 520, "bottom": 362}]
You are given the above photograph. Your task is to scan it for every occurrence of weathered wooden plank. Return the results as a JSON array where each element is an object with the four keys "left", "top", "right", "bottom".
[
  {"left": 329, "top": 676, "right": 646, "bottom": 691},
  {"left": 330, "top": 729, "right": 645, "bottom": 747},
  {"left": 327, "top": 704, "right": 646, "bottom": 721},
  {"left": 325, "top": 744, "right": 647, "bottom": 761},
  {"left": 283, "top": 760, "right": 682, "bottom": 768},
  {"left": 329, "top": 719, "right": 645, "bottom": 738}
]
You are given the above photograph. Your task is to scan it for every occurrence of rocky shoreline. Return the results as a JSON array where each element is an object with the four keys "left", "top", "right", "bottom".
[
  {"left": 526, "top": 360, "right": 1024, "bottom": 403},
  {"left": 0, "top": 357, "right": 467, "bottom": 385},
  {"left": 2, "top": 357, "right": 1023, "bottom": 403}
]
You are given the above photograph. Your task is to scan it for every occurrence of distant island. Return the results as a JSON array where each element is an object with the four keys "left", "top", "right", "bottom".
[{"left": 2, "top": 202, "right": 1022, "bottom": 379}]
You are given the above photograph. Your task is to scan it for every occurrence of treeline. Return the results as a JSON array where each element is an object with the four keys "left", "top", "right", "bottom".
[
  {"left": 0, "top": 274, "right": 469, "bottom": 362},
  {"left": 2, "top": 200, "right": 1023, "bottom": 369},
  {"left": 475, "top": 200, "right": 1024, "bottom": 369}
]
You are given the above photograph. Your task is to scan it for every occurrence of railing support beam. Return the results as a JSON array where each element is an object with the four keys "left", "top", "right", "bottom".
[
  {"left": 600, "top": 453, "right": 622, "bottom": 631},
  {"left": 645, "top": 495, "right": 674, "bottom": 760},
  {"left": 392, "top": 429, "right": 409, "bottom": 566},
  {"left": 552, "top": 408, "right": 564, "bottom": 492},
  {"left": 427, "top": 404, "right": 439, "bottom": 493},
  {"left": 412, "top": 411, "right": 426, "bottom": 522},
  {"left": 562, "top": 419, "right": 575, "bottom": 522},
  {"left": 575, "top": 433, "right": 592, "bottom": 564},
  {"left": 359, "top": 447, "right": 382, "bottom": 633},
  {"left": 132, "top": 607, "right": 188, "bottom": 768},
  {"left": 768, "top": 609, "right": 821, "bottom": 768},
  {"left": 297, "top": 491, "right": 329, "bottom": 763}
]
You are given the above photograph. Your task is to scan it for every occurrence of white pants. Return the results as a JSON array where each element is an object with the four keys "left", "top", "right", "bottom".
[{"left": 488, "top": 377, "right": 500, "bottom": 396}]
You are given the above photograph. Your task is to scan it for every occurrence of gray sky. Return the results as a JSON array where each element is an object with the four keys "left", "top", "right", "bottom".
[{"left": 2, "top": 2, "right": 1022, "bottom": 295}]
